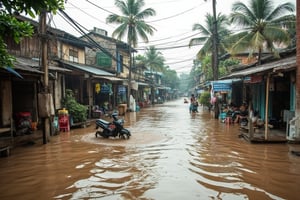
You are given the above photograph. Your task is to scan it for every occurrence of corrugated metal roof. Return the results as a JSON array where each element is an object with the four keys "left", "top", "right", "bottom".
[
  {"left": 13, "top": 59, "right": 43, "bottom": 74},
  {"left": 221, "top": 56, "right": 296, "bottom": 79},
  {"left": 93, "top": 75, "right": 124, "bottom": 81},
  {"left": 14, "top": 57, "right": 71, "bottom": 73},
  {"left": 137, "top": 82, "right": 149, "bottom": 86},
  {"left": 60, "top": 61, "right": 114, "bottom": 76}
]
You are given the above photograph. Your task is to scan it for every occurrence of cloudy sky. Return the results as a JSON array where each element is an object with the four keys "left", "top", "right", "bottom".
[{"left": 50, "top": 0, "right": 294, "bottom": 74}]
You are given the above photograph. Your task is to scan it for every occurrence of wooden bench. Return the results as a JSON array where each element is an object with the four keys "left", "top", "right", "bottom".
[
  {"left": 0, "top": 127, "right": 13, "bottom": 157},
  {"left": 0, "top": 127, "right": 11, "bottom": 134},
  {"left": 239, "top": 124, "right": 260, "bottom": 133}
]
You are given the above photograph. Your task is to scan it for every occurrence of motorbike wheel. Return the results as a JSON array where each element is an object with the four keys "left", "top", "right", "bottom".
[
  {"left": 100, "top": 129, "right": 110, "bottom": 138},
  {"left": 120, "top": 134, "right": 130, "bottom": 140},
  {"left": 120, "top": 129, "right": 131, "bottom": 139},
  {"left": 95, "top": 131, "right": 101, "bottom": 138}
]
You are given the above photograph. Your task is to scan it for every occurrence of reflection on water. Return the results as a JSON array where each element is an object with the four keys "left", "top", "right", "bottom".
[{"left": 1, "top": 99, "right": 300, "bottom": 200}]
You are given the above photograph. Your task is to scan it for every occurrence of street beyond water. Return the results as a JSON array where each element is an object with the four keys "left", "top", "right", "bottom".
[{"left": 1, "top": 98, "right": 300, "bottom": 200}]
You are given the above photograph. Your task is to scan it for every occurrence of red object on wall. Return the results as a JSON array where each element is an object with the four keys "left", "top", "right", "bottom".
[{"left": 15, "top": 112, "right": 32, "bottom": 129}]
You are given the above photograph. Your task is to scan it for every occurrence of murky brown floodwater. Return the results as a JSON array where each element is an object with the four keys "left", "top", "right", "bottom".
[{"left": 1, "top": 98, "right": 300, "bottom": 200}]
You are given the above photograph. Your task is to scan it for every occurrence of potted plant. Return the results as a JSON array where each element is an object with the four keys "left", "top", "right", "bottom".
[{"left": 61, "top": 89, "right": 88, "bottom": 124}]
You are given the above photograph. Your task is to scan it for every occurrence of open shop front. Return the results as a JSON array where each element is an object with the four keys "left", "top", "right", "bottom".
[
  {"left": 210, "top": 80, "right": 233, "bottom": 105},
  {"left": 210, "top": 80, "right": 234, "bottom": 121}
]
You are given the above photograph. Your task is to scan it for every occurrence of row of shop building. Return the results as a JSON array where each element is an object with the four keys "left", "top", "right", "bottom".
[
  {"left": 0, "top": 15, "right": 176, "bottom": 149},
  {"left": 196, "top": 48, "right": 299, "bottom": 143}
]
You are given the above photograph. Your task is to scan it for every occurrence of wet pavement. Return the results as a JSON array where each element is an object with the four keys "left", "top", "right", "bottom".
[{"left": 1, "top": 98, "right": 300, "bottom": 200}]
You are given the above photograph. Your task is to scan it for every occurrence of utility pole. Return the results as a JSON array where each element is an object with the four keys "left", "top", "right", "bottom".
[
  {"left": 211, "top": 0, "right": 219, "bottom": 119},
  {"left": 127, "top": 46, "right": 132, "bottom": 109},
  {"left": 39, "top": 11, "right": 50, "bottom": 144},
  {"left": 212, "top": 0, "right": 218, "bottom": 81}
]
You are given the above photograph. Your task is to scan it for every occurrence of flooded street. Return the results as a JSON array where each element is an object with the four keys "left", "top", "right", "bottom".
[{"left": 1, "top": 98, "right": 300, "bottom": 200}]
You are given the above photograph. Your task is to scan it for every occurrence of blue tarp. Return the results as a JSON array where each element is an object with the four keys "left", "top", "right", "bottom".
[{"left": 5, "top": 66, "right": 23, "bottom": 79}]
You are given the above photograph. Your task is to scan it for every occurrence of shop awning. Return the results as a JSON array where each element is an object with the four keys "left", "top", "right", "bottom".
[
  {"left": 11, "top": 57, "right": 44, "bottom": 75},
  {"left": 221, "top": 56, "right": 296, "bottom": 79},
  {"left": 93, "top": 75, "right": 124, "bottom": 82},
  {"left": 48, "top": 65, "right": 72, "bottom": 72},
  {"left": 16, "top": 57, "right": 70, "bottom": 72},
  {"left": 137, "top": 82, "right": 149, "bottom": 86},
  {"left": 60, "top": 60, "right": 115, "bottom": 76}
]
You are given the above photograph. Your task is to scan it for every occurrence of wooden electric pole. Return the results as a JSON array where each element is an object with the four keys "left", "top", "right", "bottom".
[
  {"left": 212, "top": 0, "right": 218, "bottom": 81},
  {"left": 211, "top": 0, "right": 219, "bottom": 119},
  {"left": 127, "top": 46, "right": 132, "bottom": 109},
  {"left": 39, "top": 11, "right": 50, "bottom": 144}
]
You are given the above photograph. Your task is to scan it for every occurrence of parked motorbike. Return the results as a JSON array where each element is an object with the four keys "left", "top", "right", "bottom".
[
  {"left": 14, "top": 112, "right": 32, "bottom": 136},
  {"left": 95, "top": 113, "right": 131, "bottom": 139}
]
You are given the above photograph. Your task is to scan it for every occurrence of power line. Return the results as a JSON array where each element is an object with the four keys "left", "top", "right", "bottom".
[
  {"left": 55, "top": 10, "right": 169, "bottom": 80},
  {"left": 58, "top": 9, "right": 130, "bottom": 70},
  {"left": 165, "top": 57, "right": 195, "bottom": 65},
  {"left": 138, "top": 32, "right": 201, "bottom": 48},
  {"left": 83, "top": 0, "right": 204, "bottom": 49},
  {"left": 136, "top": 43, "right": 201, "bottom": 51},
  {"left": 147, "top": 2, "right": 206, "bottom": 23},
  {"left": 85, "top": 0, "right": 117, "bottom": 15},
  {"left": 58, "top": 0, "right": 203, "bottom": 74},
  {"left": 68, "top": 1, "right": 107, "bottom": 25}
]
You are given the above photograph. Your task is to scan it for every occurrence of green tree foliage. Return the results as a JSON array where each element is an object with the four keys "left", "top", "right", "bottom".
[
  {"left": 162, "top": 67, "right": 179, "bottom": 90},
  {"left": 144, "top": 46, "right": 165, "bottom": 72},
  {"left": 228, "top": 0, "right": 295, "bottom": 64},
  {"left": 135, "top": 46, "right": 179, "bottom": 90},
  {"left": 199, "top": 91, "right": 211, "bottom": 108},
  {"left": 1, "top": 0, "right": 65, "bottom": 17},
  {"left": 0, "top": 0, "right": 65, "bottom": 68},
  {"left": 219, "top": 58, "right": 240, "bottom": 77},
  {"left": 0, "top": 12, "right": 33, "bottom": 68},
  {"left": 200, "top": 56, "right": 213, "bottom": 81},
  {"left": 106, "top": 0, "right": 156, "bottom": 48},
  {"left": 189, "top": 13, "right": 231, "bottom": 60},
  {"left": 178, "top": 73, "right": 190, "bottom": 94}
]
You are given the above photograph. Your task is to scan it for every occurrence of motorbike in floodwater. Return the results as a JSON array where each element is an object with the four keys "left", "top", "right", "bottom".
[{"left": 95, "top": 113, "right": 131, "bottom": 139}]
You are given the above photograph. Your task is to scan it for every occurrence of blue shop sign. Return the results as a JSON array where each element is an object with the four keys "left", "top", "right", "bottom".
[
  {"left": 212, "top": 82, "right": 231, "bottom": 92},
  {"left": 118, "top": 85, "right": 126, "bottom": 94},
  {"left": 101, "top": 84, "right": 110, "bottom": 93}
]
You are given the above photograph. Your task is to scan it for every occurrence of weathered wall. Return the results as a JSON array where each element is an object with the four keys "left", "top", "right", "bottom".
[{"left": 0, "top": 80, "right": 12, "bottom": 126}]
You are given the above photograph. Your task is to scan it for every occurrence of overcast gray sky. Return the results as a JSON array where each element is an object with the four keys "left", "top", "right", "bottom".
[{"left": 51, "top": 0, "right": 294, "bottom": 74}]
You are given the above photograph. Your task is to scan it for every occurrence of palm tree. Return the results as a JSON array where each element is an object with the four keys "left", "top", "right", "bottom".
[
  {"left": 189, "top": 13, "right": 230, "bottom": 59},
  {"left": 143, "top": 46, "right": 164, "bottom": 103},
  {"left": 189, "top": 13, "right": 230, "bottom": 81},
  {"left": 106, "top": 0, "right": 156, "bottom": 106},
  {"left": 228, "top": 0, "right": 295, "bottom": 64},
  {"left": 144, "top": 46, "right": 165, "bottom": 72}
]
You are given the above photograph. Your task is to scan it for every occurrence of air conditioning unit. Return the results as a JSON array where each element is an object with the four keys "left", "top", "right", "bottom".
[{"left": 287, "top": 116, "right": 300, "bottom": 141}]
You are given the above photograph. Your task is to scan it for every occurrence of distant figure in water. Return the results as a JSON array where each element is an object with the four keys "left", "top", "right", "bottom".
[{"left": 189, "top": 94, "right": 198, "bottom": 113}]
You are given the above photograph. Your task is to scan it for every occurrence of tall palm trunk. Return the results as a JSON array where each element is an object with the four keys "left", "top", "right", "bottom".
[{"left": 258, "top": 47, "right": 262, "bottom": 65}]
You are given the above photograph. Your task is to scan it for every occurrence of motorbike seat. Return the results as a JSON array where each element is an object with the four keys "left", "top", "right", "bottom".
[{"left": 98, "top": 119, "right": 110, "bottom": 126}]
